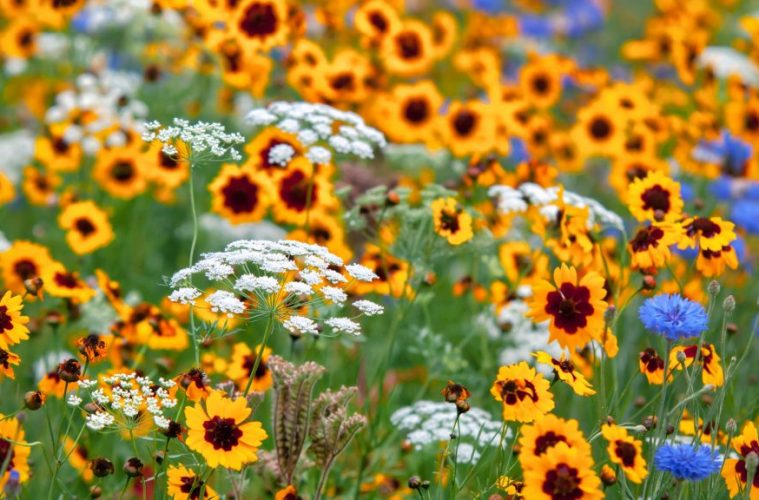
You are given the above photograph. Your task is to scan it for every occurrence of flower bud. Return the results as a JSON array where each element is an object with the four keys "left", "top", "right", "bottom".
[
  {"left": 123, "top": 457, "right": 144, "bottom": 477},
  {"left": 23, "top": 277, "right": 43, "bottom": 296},
  {"left": 386, "top": 191, "right": 400, "bottom": 206},
  {"left": 746, "top": 451, "right": 759, "bottom": 473},
  {"left": 89, "top": 485, "right": 102, "bottom": 499},
  {"left": 676, "top": 351, "right": 687, "bottom": 364},
  {"left": 726, "top": 419, "right": 738, "bottom": 434},
  {"left": 726, "top": 323, "right": 737, "bottom": 336},
  {"left": 408, "top": 476, "right": 422, "bottom": 489},
  {"left": 154, "top": 451, "right": 166, "bottom": 465},
  {"left": 91, "top": 458, "right": 114, "bottom": 478},
  {"left": 642, "top": 275, "right": 656, "bottom": 290},
  {"left": 723, "top": 295, "right": 735, "bottom": 312},
  {"left": 421, "top": 480, "right": 430, "bottom": 490},
  {"left": 24, "top": 391, "right": 45, "bottom": 410},
  {"left": 707, "top": 280, "right": 720, "bottom": 296},
  {"left": 57, "top": 358, "right": 82, "bottom": 383},
  {"left": 601, "top": 465, "right": 617, "bottom": 486},
  {"left": 160, "top": 420, "right": 183, "bottom": 440}
]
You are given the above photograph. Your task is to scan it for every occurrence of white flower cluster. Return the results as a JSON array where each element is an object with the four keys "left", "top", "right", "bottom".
[
  {"left": 168, "top": 239, "right": 382, "bottom": 337},
  {"left": 245, "top": 102, "right": 386, "bottom": 164},
  {"left": 390, "top": 401, "right": 509, "bottom": 464},
  {"left": 45, "top": 71, "right": 147, "bottom": 155},
  {"left": 489, "top": 183, "right": 624, "bottom": 231},
  {"left": 78, "top": 372, "right": 177, "bottom": 431},
  {"left": 142, "top": 118, "right": 245, "bottom": 161},
  {"left": 0, "top": 130, "right": 35, "bottom": 183}
]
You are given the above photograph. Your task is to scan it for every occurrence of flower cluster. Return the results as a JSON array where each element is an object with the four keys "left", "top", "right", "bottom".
[{"left": 142, "top": 118, "right": 245, "bottom": 161}]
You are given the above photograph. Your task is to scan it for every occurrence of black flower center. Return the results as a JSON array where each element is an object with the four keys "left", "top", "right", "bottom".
[
  {"left": 396, "top": 32, "right": 421, "bottom": 59},
  {"left": 534, "top": 432, "right": 568, "bottom": 455},
  {"left": 203, "top": 416, "right": 242, "bottom": 451},
  {"left": 279, "top": 170, "right": 313, "bottom": 211},
  {"left": 439, "top": 210, "right": 460, "bottom": 233},
  {"left": 588, "top": 116, "right": 612, "bottom": 140},
  {"left": 631, "top": 226, "right": 664, "bottom": 251},
  {"left": 640, "top": 185, "right": 671, "bottom": 213},
  {"left": 0, "top": 439, "right": 16, "bottom": 470},
  {"left": 686, "top": 217, "right": 721, "bottom": 238},
  {"left": 222, "top": 176, "right": 260, "bottom": 214},
  {"left": 545, "top": 283, "right": 594, "bottom": 334},
  {"left": 13, "top": 259, "right": 36, "bottom": 280},
  {"left": 453, "top": 110, "right": 477, "bottom": 136},
  {"left": 239, "top": 2, "right": 277, "bottom": 38},
  {"left": 75, "top": 217, "right": 97, "bottom": 237},
  {"left": 615, "top": 441, "right": 637, "bottom": 467},
  {"left": 111, "top": 161, "right": 135, "bottom": 182},
  {"left": 543, "top": 463, "right": 582, "bottom": 499},
  {"left": 404, "top": 98, "right": 429, "bottom": 123},
  {"left": 532, "top": 74, "right": 550, "bottom": 94},
  {"left": 243, "top": 355, "right": 267, "bottom": 379}
]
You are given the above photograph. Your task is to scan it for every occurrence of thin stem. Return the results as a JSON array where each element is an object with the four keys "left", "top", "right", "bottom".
[
  {"left": 243, "top": 314, "right": 275, "bottom": 396},
  {"left": 314, "top": 456, "right": 336, "bottom": 500}
]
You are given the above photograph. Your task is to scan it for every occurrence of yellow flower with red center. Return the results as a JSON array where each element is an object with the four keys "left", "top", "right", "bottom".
[
  {"left": 209, "top": 164, "right": 271, "bottom": 224},
  {"left": 185, "top": 391, "right": 268, "bottom": 470},
  {"left": 678, "top": 216, "right": 736, "bottom": 253},
  {"left": 431, "top": 197, "right": 474, "bottom": 245},
  {"left": 627, "top": 171, "right": 683, "bottom": 222},
  {"left": 628, "top": 223, "right": 682, "bottom": 270},
  {"left": 271, "top": 158, "right": 336, "bottom": 226},
  {"left": 521, "top": 442, "right": 603, "bottom": 500},
  {"left": 490, "top": 361, "right": 554, "bottom": 422},
  {"left": 722, "top": 421, "right": 759, "bottom": 499},
  {"left": 62, "top": 437, "right": 93, "bottom": 482},
  {"left": 22, "top": 166, "right": 60, "bottom": 206},
  {"left": 639, "top": 347, "right": 666, "bottom": 384},
  {"left": 381, "top": 19, "right": 435, "bottom": 76},
  {"left": 518, "top": 415, "right": 592, "bottom": 464},
  {"left": 440, "top": 100, "right": 496, "bottom": 158},
  {"left": 58, "top": 200, "right": 114, "bottom": 255},
  {"left": 600, "top": 423, "right": 648, "bottom": 484},
  {"left": 696, "top": 244, "right": 739, "bottom": 277},
  {"left": 92, "top": 147, "right": 147, "bottom": 199},
  {"left": 42, "top": 262, "right": 96, "bottom": 303},
  {"left": 533, "top": 351, "right": 596, "bottom": 397},
  {"left": 0, "top": 414, "right": 31, "bottom": 489},
  {"left": 0, "top": 291, "right": 30, "bottom": 350},
  {"left": 669, "top": 343, "right": 724, "bottom": 387},
  {"left": 0, "top": 347, "right": 20, "bottom": 379},
  {"left": 226, "top": 342, "right": 272, "bottom": 392},
  {"left": 0, "top": 240, "right": 54, "bottom": 295},
  {"left": 167, "top": 464, "right": 218, "bottom": 499},
  {"left": 231, "top": 0, "right": 290, "bottom": 55},
  {"left": 527, "top": 264, "right": 608, "bottom": 351}
]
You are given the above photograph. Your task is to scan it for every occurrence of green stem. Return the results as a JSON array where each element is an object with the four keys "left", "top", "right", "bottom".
[{"left": 243, "top": 315, "right": 275, "bottom": 396}]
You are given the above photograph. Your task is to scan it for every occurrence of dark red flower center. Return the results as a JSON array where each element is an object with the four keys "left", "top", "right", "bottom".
[
  {"left": 239, "top": 2, "right": 278, "bottom": 38},
  {"left": 180, "top": 475, "right": 208, "bottom": 499},
  {"left": 222, "top": 175, "right": 260, "bottom": 214},
  {"left": 545, "top": 283, "right": 594, "bottom": 334},
  {"left": 279, "top": 169, "right": 313, "bottom": 212},
  {"left": 13, "top": 259, "right": 37, "bottom": 280},
  {"left": 588, "top": 116, "right": 612, "bottom": 140},
  {"left": 396, "top": 32, "right": 421, "bottom": 59},
  {"left": 54, "top": 271, "right": 80, "bottom": 289},
  {"left": 160, "top": 151, "right": 180, "bottom": 170},
  {"left": 75, "top": 217, "right": 97, "bottom": 237},
  {"left": 686, "top": 217, "right": 721, "bottom": 238},
  {"left": 0, "top": 439, "right": 16, "bottom": 470},
  {"left": 531, "top": 74, "right": 551, "bottom": 94},
  {"left": 243, "top": 354, "right": 267, "bottom": 379},
  {"left": 403, "top": 98, "right": 429, "bottom": 124},
  {"left": 534, "top": 431, "right": 568, "bottom": 455},
  {"left": 631, "top": 226, "right": 664, "bottom": 252},
  {"left": 439, "top": 210, "right": 460, "bottom": 233},
  {"left": 203, "top": 416, "right": 242, "bottom": 451},
  {"left": 498, "top": 379, "right": 538, "bottom": 406},
  {"left": 640, "top": 348, "right": 664, "bottom": 373},
  {"left": 0, "top": 306, "right": 13, "bottom": 334},
  {"left": 640, "top": 185, "right": 671, "bottom": 213},
  {"left": 111, "top": 161, "right": 135, "bottom": 182},
  {"left": 615, "top": 440, "right": 637, "bottom": 467},
  {"left": 543, "top": 463, "right": 582, "bottom": 500},
  {"left": 453, "top": 110, "right": 477, "bottom": 136}
]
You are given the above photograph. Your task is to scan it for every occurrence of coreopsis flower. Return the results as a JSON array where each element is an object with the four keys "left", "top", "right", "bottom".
[
  {"left": 696, "top": 244, "right": 739, "bottom": 277},
  {"left": 0, "top": 240, "right": 53, "bottom": 295},
  {"left": 166, "top": 464, "right": 217, "bottom": 499},
  {"left": 722, "top": 421, "right": 759, "bottom": 499},
  {"left": 521, "top": 442, "right": 603, "bottom": 500},
  {"left": 655, "top": 444, "right": 721, "bottom": 481},
  {"left": 230, "top": 0, "right": 290, "bottom": 54},
  {"left": 42, "top": 262, "right": 96, "bottom": 303},
  {"left": 226, "top": 342, "right": 272, "bottom": 392},
  {"left": 92, "top": 147, "right": 148, "bottom": 199},
  {"left": 601, "top": 423, "right": 648, "bottom": 484},
  {"left": 639, "top": 347, "right": 666, "bottom": 384},
  {"left": 167, "top": 239, "right": 383, "bottom": 338},
  {"left": 0, "top": 415, "right": 31, "bottom": 488},
  {"left": 62, "top": 438, "right": 93, "bottom": 483},
  {"left": 496, "top": 476, "right": 524, "bottom": 497},
  {"left": 678, "top": 410, "right": 726, "bottom": 446},
  {"left": 245, "top": 102, "right": 386, "bottom": 165},
  {"left": 0, "top": 291, "right": 29, "bottom": 350},
  {"left": 208, "top": 164, "right": 271, "bottom": 224},
  {"left": 58, "top": 200, "right": 114, "bottom": 255},
  {"left": 527, "top": 264, "right": 608, "bottom": 351},
  {"left": 490, "top": 361, "right": 554, "bottom": 423},
  {"left": 669, "top": 343, "right": 724, "bottom": 387},
  {"left": 76, "top": 334, "right": 109, "bottom": 363},
  {"left": 638, "top": 293, "right": 708, "bottom": 341},
  {"left": 678, "top": 216, "right": 737, "bottom": 253},
  {"left": 629, "top": 223, "right": 682, "bottom": 270},
  {"left": 533, "top": 351, "right": 596, "bottom": 396},
  {"left": 518, "top": 415, "right": 592, "bottom": 464},
  {"left": 185, "top": 390, "right": 267, "bottom": 470},
  {"left": 431, "top": 197, "right": 474, "bottom": 245},
  {"left": 177, "top": 368, "right": 213, "bottom": 402},
  {"left": 0, "top": 348, "right": 20, "bottom": 379},
  {"left": 627, "top": 171, "right": 684, "bottom": 222}
]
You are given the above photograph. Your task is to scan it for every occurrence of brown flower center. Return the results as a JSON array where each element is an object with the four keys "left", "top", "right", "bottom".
[
  {"left": 588, "top": 116, "right": 612, "bottom": 140},
  {"left": 543, "top": 463, "right": 582, "bottom": 499},
  {"left": 615, "top": 440, "right": 637, "bottom": 467},
  {"left": 453, "top": 110, "right": 477, "bottom": 136},
  {"left": 403, "top": 98, "right": 429, "bottom": 124},
  {"left": 239, "top": 2, "right": 278, "bottom": 38},
  {"left": 222, "top": 175, "right": 260, "bottom": 214},
  {"left": 545, "top": 283, "right": 594, "bottom": 334},
  {"left": 75, "top": 217, "right": 97, "bottom": 237},
  {"left": 203, "top": 416, "right": 242, "bottom": 451},
  {"left": 534, "top": 432, "right": 568, "bottom": 455},
  {"left": 630, "top": 226, "right": 664, "bottom": 252},
  {"left": 279, "top": 169, "right": 313, "bottom": 211},
  {"left": 640, "top": 185, "right": 671, "bottom": 213}
]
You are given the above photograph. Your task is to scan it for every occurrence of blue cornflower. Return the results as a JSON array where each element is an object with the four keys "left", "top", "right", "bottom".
[
  {"left": 639, "top": 294, "right": 708, "bottom": 341},
  {"left": 654, "top": 444, "right": 722, "bottom": 481},
  {"left": 732, "top": 199, "right": 759, "bottom": 235}
]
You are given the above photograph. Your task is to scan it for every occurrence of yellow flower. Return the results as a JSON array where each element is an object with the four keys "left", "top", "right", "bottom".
[
  {"left": 42, "top": 261, "right": 96, "bottom": 303},
  {"left": 0, "top": 240, "right": 54, "bottom": 295},
  {"left": 0, "top": 347, "right": 20, "bottom": 379},
  {"left": 669, "top": 343, "right": 724, "bottom": 387},
  {"left": 208, "top": 164, "right": 271, "bottom": 224},
  {"left": 185, "top": 391, "right": 268, "bottom": 470},
  {"left": 600, "top": 423, "right": 648, "bottom": 484},
  {"left": 167, "top": 464, "right": 218, "bottom": 499},
  {"left": 226, "top": 343, "right": 272, "bottom": 392},
  {"left": 521, "top": 442, "right": 603, "bottom": 499},
  {"left": 533, "top": 351, "right": 596, "bottom": 397},
  {"left": 431, "top": 197, "right": 473, "bottom": 246},
  {"left": 0, "top": 414, "right": 31, "bottom": 488},
  {"left": 518, "top": 414, "right": 592, "bottom": 464},
  {"left": 0, "top": 172, "right": 15, "bottom": 206},
  {"left": 629, "top": 223, "right": 682, "bottom": 270},
  {"left": 0, "top": 291, "right": 30, "bottom": 350},
  {"left": 722, "top": 421, "right": 759, "bottom": 499},
  {"left": 58, "top": 200, "right": 115, "bottom": 255},
  {"left": 490, "top": 361, "right": 554, "bottom": 423},
  {"left": 627, "top": 171, "right": 683, "bottom": 222}
]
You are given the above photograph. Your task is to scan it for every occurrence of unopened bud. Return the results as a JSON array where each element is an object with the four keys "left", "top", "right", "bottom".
[
  {"left": 746, "top": 451, "right": 759, "bottom": 472},
  {"left": 24, "top": 277, "right": 43, "bottom": 296},
  {"left": 666, "top": 424, "right": 675, "bottom": 435},
  {"left": 642, "top": 275, "right": 657, "bottom": 290},
  {"left": 89, "top": 485, "right": 102, "bottom": 499},
  {"left": 57, "top": 358, "right": 81, "bottom": 383},
  {"left": 601, "top": 464, "right": 617, "bottom": 486},
  {"left": 634, "top": 396, "right": 646, "bottom": 408},
  {"left": 723, "top": 295, "right": 735, "bottom": 312},
  {"left": 643, "top": 415, "right": 657, "bottom": 431},
  {"left": 708, "top": 280, "right": 720, "bottom": 296},
  {"left": 456, "top": 400, "right": 471, "bottom": 415},
  {"left": 408, "top": 476, "right": 422, "bottom": 489},
  {"left": 421, "top": 480, "right": 430, "bottom": 490},
  {"left": 386, "top": 191, "right": 400, "bottom": 206},
  {"left": 604, "top": 306, "right": 616, "bottom": 323},
  {"left": 726, "top": 323, "right": 737, "bottom": 335},
  {"left": 676, "top": 351, "right": 687, "bottom": 364},
  {"left": 91, "top": 458, "right": 114, "bottom": 478},
  {"left": 24, "top": 391, "right": 45, "bottom": 410},
  {"left": 123, "top": 457, "right": 144, "bottom": 477},
  {"left": 726, "top": 419, "right": 738, "bottom": 434},
  {"left": 653, "top": 209, "right": 665, "bottom": 222},
  {"left": 154, "top": 451, "right": 166, "bottom": 465}
]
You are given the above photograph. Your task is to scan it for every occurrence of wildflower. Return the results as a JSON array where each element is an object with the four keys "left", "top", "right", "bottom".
[
  {"left": 0, "top": 291, "right": 30, "bottom": 350},
  {"left": 679, "top": 216, "right": 737, "bottom": 253},
  {"left": 431, "top": 197, "right": 474, "bottom": 245},
  {"left": 601, "top": 423, "right": 648, "bottom": 483},
  {"left": 167, "top": 465, "right": 217, "bottom": 499},
  {"left": 722, "top": 421, "right": 759, "bottom": 498},
  {"left": 639, "top": 293, "right": 708, "bottom": 340},
  {"left": 490, "top": 361, "right": 555, "bottom": 423},
  {"left": 92, "top": 147, "right": 148, "bottom": 199},
  {"left": 57, "top": 358, "right": 81, "bottom": 383},
  {"left": 627, "top": 171, "right": 684, "bottom": 222},
  {"left": 208, "top": 164, "right": 271, "bottom": 224},
  {"left": 0, "top": 414, "right": 31, "bottom": 486},
  {"left": 23, "top": 391, "right": 45, "bottom": 411},
  {"left": 600, "top": 465, "right": 617, "bottom": 486},
  {"left": 655, "top": 444, "right": 721, "bottom": 481},
  {"left": 518, "top": 415, "right": 592, "bottom": 463},
  {"left": 382, "top": 20, "right": 435, "bottom": 77},
  {"left": 533, "top": 351, "right": 596, "bottom": 396},
  {"left": 521, "top": 442, "right": 603, "bottom": 499},
  {"left": 58, "top": 200, "right": 114, "bottom": 255},
  {"left": 639, "top": 348, "right": 666, "bottom": 384},
  {"left": 123, "top": 457, "right": 144, "bottom": 477},
  {"left": 669, "top": 343, "right": 724, "bottom": 386},
  {"left": 226, "top": 342, "right": 272, "bottom": 392},
  {"left": 42, "top": 262, "right": 96, "bottom": 303},
  {"left": 185, "top": 391, "right": 267, "bottom": 470},
  {"left": 629, "top": 223, "right": 682, "bottom": 270},
  {"left": 0, "top": 241, "right": 53, "bottom": 295},
  {"left": 496, "top": 476, "right": 525, "bottom": 496},
  {"left": 90, "top": 458, "right": 114, "bottom": 478},
  {"left": 142, "top": 118, "right": 244, "bottom": 162},
  {"left": 527, "top": 264, "right": 608, "bottom": 351},
  {"left": 76, "top": 334, "right": 108, "bottom": 362}
]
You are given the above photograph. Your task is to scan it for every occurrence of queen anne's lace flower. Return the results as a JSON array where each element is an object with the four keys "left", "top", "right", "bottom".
[
  {"left": 142, "top": 118, "right": 244, "bottom": 161},
  {"left": 168, "top": 239, "right": 383, "bottom": 337}
]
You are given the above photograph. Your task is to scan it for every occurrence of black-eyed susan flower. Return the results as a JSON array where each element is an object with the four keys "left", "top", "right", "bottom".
[
  {"left": 519, "top": 54, "right": 564, "bottom": 109},
  {"left": 209, "top": 164, "right": 271, "bottom": 224},
  {"left": 381, "top": 19, "right": 434, "bottom": 76},
  {"left": 678, "top": 216, "right": 736, "bottom": 253},
  {"left": 527, "top": 264, "right": 608, "bottom": 351},
  {"left": 669, "top": 343, "right": 724, "bottom": 387},
  {"left": 58, "top": 200, "right": 114, "bottom": 255},
  {"left": 533, "top": 351, "right": 596, "bottom": 397},
  {"left": 629, "top": 223, "right": 682, "bottom": 270},
  {"left": 572, "top": 102, "right": 625, "bottom": 158},
  {"left": 0, "top": 291, "right": 30, "bottom": 350},
  {"left": 76, "top": 333, "right": 109, "bottom": 363},
  {"left": 42, "top": 261, "right": 96, "bottom": 303},
  {"left": 0, "top": 18, "right": 39, "bottom": 59},
  {"left": 431, "top": 197, "right": 473, "bottom": 246},
  {"left": 600, "top": 423, "right": 648, "bottom": 484},
  {"left": 185, "top": 390, "right": 268, "bottom": 470},
  {"left": 521, "top": 442, "right": 603, "bottom": 500},
  {"left": 518, "top": 414, "right": 592, "bottom": 463},
  {"left": 244, "top": 126, "right": 304, "bottom": 173},
  {"left": 440, "top": 100, "right": 496, "bottom": 158},
  {"left": 354, "top": 0, "right": 399, "bottom": 46},
  {"left": 143, "top": 141, "right": 189, "bottom": 191},
  {"left": 167, "top": 464, "right": 217, "bottom": 499},
  {"left": 22, "top": 167, "right": 60, "bottom": 206},
  {"left": 0, "top": 348, "right": 20, "bottom": 379},
  {"left": 639, "top": 347, "right": 665, "bottom": 384},
  {"left": 93, "top": 148, "right": 147, "bottom": 199},
  {"left": 33, "top": 133, "right": 82, "bottom": 173},
  {"left": 627, "top": 171, "right": 683, "bottom": 222},
  {"left": 226, "top": 342, "right": 272, "bottom": 392},
  {"left": 0, "top": 414, "right": 31, "bottom": 488},
  {"left": 232, "top": 0, "right": 290, "bottom": 54},
  {"left": 379, "top": 81, "right": 442, "bottom": 145},
  {"left": 722, "top": 421, "right": 759, "bottom": 499},
  {"left": 490, "top": 361, "right": 554, "bottom": 423}
]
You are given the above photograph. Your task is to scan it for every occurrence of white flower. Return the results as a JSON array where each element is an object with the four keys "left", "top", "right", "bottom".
[
  {"left": 235, "top": 275, "right": 280, "bottom": 294},
  {"left": 169, "top": 287, "right": 201, "bottom": 305},
  {"left": 321, "top": 286, "right": 347, "bottom": 304},
  {"left": 205, "top": 290, "right": 246, "bottom": 316},
  {"left": 325, "top": 317, "right": 362, "bottom": 336},
  {"left": 284, "top": 315, "right": 319, "bottom": 336},
  {"left": 67, "top": 394, "right": 83, "bottom": 406},
  {"left": 154, "top": 415, "right": 171, "bottom": 429},
  {"left": 142, "top": 118, "right": 244, "bottom": 161},
  {"left": 268, "top": 143, "right": 295, "bottom": 166},
  {"left": 306, "top": 146, "right": 332, "bottom": 165},
  {"left": 86, "top": 411, "right": 115, "bottom": 431},
  {"left": 283, "top": 281, "right": 313, "bottom": 296},
  {"left": 353, "top": 300, "right": 384, "bottom": 316},
  {"left": 346, "top": 263, "right": 378, "bottom": 282}
]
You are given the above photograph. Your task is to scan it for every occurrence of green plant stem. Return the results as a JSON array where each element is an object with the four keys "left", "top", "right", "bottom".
[{"left": 243, "top": 314, "right": 275, "bottom": 396}]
